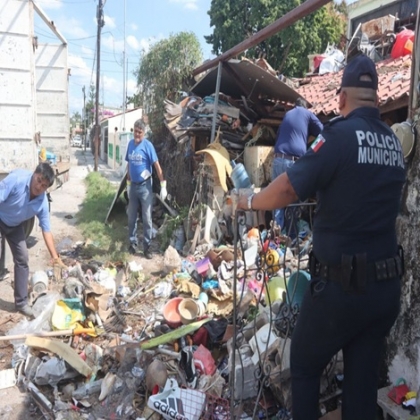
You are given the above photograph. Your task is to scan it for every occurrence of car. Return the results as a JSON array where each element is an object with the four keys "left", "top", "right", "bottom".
[{"left": 72, "top": 136, "right": 82, "bottom": 147}]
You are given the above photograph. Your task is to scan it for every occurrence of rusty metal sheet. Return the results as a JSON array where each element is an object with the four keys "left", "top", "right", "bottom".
[{"left": 361, "top": 15, "right": 396, "bottom": 40}]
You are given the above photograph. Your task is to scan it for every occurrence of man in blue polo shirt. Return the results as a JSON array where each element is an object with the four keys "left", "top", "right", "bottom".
[
  {"left": 272, "top": 98, "right": 323, "bottom": 231},
  {"left": 125, "top": 119, "right": 167, "bottom": 259},
  {"left": 0, "top": 162, "right": 63, "bottom": 318},
  {"left": 238, "top": 55, "right": 405, "bottom": 420}
]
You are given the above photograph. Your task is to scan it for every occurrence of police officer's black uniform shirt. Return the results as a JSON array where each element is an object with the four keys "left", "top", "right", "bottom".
[{"left": 287, "top": 107, "right": 406, "bottom": 265}]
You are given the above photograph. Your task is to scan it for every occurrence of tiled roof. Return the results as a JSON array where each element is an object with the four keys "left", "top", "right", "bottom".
[{"left": 296, "top": 55, "right": 412, "bottom": 117}]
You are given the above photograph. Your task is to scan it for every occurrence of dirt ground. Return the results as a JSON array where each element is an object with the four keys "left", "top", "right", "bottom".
[{"left": 0, "top": 148, "right": 164, "bottom": 419}]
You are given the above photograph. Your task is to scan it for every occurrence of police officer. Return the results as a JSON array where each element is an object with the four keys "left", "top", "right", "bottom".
[{"left": 237, "top": 54, "right": 405, "bottom": 420}]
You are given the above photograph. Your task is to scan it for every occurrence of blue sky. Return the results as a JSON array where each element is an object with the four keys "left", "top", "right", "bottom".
[
  {"left": 34, "top": 0, "right": 356, "bottom": 117},
  {"left": 34, "top": 0, "right": 214, "bottom": 116}
]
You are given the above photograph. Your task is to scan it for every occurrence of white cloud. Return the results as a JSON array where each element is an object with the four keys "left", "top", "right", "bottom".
[
  {"left": 169, "top": 0, "right": 198, "bottom": 10},
  {"left": 68, "top": 55, "right": 93, "bottom": 113},
  {"left": 54, "top": 17, "right": 89, "bottom": 39},
  {"left": 36, "top": 0, "right": 62, "bottom": 10},
  {"left": 104, "top": 15, "right": 116, "bottom": 29},
  {"left": 126, "top": 35, "right": 139, "bottom": 51},
  {"left": 130, "top": 23, "right": 138, "bottom": 31},
  {"left": 102, "top": 34, "right": 124, "bottom": 54},
  {"left": 127, "top": 78, "right": 137, "bottom": 96}
]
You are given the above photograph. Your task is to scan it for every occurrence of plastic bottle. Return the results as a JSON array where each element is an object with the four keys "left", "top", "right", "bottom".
[{"left": 231, "top": 160, "right": 252, "bottom": 189}]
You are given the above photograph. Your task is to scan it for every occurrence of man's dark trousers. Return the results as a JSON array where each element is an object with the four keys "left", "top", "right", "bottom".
[
  {"left": 0, "top": 220, "right": 29, "bottom": 308},
  {"left": 290, "top": 276, "right": 400, "bottom": 420}
]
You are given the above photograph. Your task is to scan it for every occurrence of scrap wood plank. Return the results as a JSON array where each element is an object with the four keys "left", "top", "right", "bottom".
[
  {"left": 25, "top": 336, "right": 92, "bottom": 378},
  {"left": 377, "top": 386, "right": 414, "bottom": 420}
]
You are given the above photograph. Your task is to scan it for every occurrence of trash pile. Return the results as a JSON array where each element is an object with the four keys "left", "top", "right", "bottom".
[{"left": 0, "top": 197, "right": 344, "bottom": 419}]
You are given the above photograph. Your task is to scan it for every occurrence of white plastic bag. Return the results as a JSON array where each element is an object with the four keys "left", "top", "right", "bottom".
[{"left": 148, "top": 378, "right": 206, "bottom": 420}]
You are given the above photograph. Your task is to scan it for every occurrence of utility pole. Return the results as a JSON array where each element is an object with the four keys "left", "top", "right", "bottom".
[
  {"left": 122, "top": 0, "right": 126, "bottom": 132},
  {"left": 94, "top": 0, "right": 104, "bottom": 171},
  {"left": 82, "top": 85, "right": 86, "bottom": 152}
]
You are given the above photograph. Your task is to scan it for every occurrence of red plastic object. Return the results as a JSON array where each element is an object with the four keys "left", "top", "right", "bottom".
[
  {"left": 193, "top": 344, "right": 216, "bottom": 375},
  {"left": 162, "top": 297, "right": 183, "bottom": 328},
  {"left": 387, "top": 379, "right": 410, "bottom": 404},
  {"left": 313, "top": 55, "right": 325, "bottom": 71},
  {"left": 391, "top": 29, "right": 414, "bottom": 59}
]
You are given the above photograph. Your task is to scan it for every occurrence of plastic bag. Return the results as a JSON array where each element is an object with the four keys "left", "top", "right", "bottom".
[
  {"left": 51, "top": 298, "right": 85, "bottom": 330},
  {"left": 147, "top": 378, "right": 205, "bottom": 420},
  {"left": 7, "top": 292, "right": 60, "bottom": 346}
]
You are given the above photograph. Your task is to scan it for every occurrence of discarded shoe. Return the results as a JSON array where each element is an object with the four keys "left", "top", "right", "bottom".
[
  {"left": 128, "top": 244, "right": 138, "bottom": 255},
  {"left": 180, "top": 346, "right": 197, "bottom": 388},
  {"left": 16, "top": 304, "right": 34, "bottom": 318},
  {"left": 99, "top": 372, "right": 117, "bottom": 401}
]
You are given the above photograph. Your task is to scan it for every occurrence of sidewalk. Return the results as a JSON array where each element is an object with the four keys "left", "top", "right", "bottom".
[{"left": 83, "top": 149, "right": 123, "bottom": 186}]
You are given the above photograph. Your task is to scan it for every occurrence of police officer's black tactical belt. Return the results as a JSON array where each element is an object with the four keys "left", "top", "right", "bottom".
[{"left": 309, "top": 248, "right": 404, "bottom": 293}]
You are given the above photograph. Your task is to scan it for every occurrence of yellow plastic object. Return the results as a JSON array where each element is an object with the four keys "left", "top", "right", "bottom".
[
  {"left": 196, "top": 142, "right": 232, "bottom": 192},
  {"left": 39, "top": 148, "right": 47, "bottom": 162},
  {"left": 52, "top": 300, "right": 85, "bottom": 330},
  {"left": 264, "top": 248, "right": 281, "bottom": 275},
  {"left": 265, "top": 276, "right": 287, "bottom": 303}
]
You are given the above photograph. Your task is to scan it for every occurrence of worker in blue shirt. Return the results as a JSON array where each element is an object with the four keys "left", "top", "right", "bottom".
[
  {"left": 125, "top": 119, "right": 167, "bottom": 259},
  {"left": 272, "top": 98, "right": 323, "bottom": 231},
  {"left": 238, "top": 55, "right": 405, "bottom": 420},
  {"left": 0, "top": 162, "right": 63, "bottom": 318}
]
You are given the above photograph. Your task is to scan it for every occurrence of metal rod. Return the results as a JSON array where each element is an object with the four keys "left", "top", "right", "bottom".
[
  {"left": 192, "top": 0, "right": 332, "bottom": 76},
  {"left": 32, "top": 1, "right": 67, "bottom": 45},
  {"left": 210, "top": 61, "right": 223, "bottom": 143}
]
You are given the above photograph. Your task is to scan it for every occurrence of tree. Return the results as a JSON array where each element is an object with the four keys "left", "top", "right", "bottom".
[
  {"left": 134, "top": 32, "right": 203, "bottom": 127},
  {"left": 70, "top": 111, "right": 81, "bottom": 129},
  {"left": 205, "top": 0, "right": 347, "bottom": 77},
  {"left": 85, "top": 83, "right": 96, "bottom": 127}
]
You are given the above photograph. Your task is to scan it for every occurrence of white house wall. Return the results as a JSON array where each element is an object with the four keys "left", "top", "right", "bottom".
[{"left": 0, "top": 0, "right": 37, "bottom": 171}]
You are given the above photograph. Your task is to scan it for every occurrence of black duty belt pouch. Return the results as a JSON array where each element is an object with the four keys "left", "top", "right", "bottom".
[{"left": 339, "top": 254, "right": 367, "bottom": 294}]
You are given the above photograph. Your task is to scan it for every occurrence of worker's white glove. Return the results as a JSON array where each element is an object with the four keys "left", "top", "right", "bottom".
[
  {"left": 126, "top": 180, "right": 131, "bottom": 197},
  {"left": 160, "top": 180, "right": 168, "bottom": 201}
]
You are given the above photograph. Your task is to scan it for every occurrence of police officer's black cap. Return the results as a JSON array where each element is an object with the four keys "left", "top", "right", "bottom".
[{"left": 337, "top": 54, "right": 378, "bottom": 94}]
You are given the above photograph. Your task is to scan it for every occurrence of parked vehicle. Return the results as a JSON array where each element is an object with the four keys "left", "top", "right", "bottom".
[{"left": 72, "top": 135, "right": 82, "bottom": 147}]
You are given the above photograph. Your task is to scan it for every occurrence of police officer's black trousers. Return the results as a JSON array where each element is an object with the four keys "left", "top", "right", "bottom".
[{"left": 290, "top": 276, "right": 400, "bottom": 420}]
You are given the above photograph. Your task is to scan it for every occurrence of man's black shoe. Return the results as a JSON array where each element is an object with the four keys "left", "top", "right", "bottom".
[
  {"left": 144, "top": 250, "right": 153, "bottom": 260},
  {"left": 128, "top": 244, "right": 138, "bottom": 255}
]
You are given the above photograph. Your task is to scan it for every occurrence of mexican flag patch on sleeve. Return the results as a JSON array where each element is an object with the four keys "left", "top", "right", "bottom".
[{"left": 311, "top": 134, "right": 326, "bottom": 152}]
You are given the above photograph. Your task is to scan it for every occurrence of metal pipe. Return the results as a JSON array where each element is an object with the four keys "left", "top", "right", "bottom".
[
  {"left": 210, "top": 61, "right": 223, "bottom": 143},
  {"left": 192, "top": 0, "right": 332, "bottom": 76}
]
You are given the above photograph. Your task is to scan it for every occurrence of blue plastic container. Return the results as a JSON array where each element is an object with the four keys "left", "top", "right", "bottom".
[
  {"left": 286, "top": 270, "right": 311, "bottom": 308},
  {"left": 231, "top": 161, "right": 252, "bottom": 189}
]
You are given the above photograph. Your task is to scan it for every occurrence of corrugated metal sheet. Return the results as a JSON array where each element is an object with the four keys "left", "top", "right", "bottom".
[{"left": 191, "top": 59, "right": 308, "bottom": 106}]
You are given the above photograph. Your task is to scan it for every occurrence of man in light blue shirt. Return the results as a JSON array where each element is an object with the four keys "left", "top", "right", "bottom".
[
  {"left": 0, "top": 162, "right": 62, "bottom": 318},
  {"left": 125, "top": 119, "right": 167, "bottom": 259}
]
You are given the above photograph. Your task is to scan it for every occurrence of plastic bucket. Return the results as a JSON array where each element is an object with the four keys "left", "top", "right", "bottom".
[
  {"left": 178, "top": 298, "right": 199, "bottom": 324},
  {"left": 286, "top": 270, "right": 311, "bottom": 308}
]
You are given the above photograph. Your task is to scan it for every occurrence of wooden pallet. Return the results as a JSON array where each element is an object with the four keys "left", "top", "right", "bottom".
[{"left": 377, "top": 386, "right": 415, "bottom": 420}]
